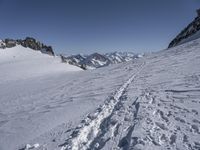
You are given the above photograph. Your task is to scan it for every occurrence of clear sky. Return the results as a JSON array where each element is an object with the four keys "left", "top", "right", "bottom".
[{"left": 0, "top": 0, "right": 200, "bottom": 54}]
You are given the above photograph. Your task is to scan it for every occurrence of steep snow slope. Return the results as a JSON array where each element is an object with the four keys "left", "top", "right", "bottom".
[
  {"left": 0, "top": 38, "right": 200, "bottom": 150},
  {"left": 0, "top": 45, "right": 81, "bottom": 81}
]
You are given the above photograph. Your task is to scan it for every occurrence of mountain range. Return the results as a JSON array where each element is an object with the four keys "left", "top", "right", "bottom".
[
  {"left": 61, "top": 52, "right": 143, "bottom": 70},
  {"left": 0, "top": 37, "right": 142, "bottom": 70}
]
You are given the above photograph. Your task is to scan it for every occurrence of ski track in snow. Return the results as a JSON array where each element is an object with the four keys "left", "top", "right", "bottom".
[{"left": 60, "top": 62, "right": 145, "bottom": 150}]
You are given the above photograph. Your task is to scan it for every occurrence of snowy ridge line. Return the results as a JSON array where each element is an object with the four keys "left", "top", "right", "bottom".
[{"left": 61, "top": 62, "right": 145, "bottom": 150}]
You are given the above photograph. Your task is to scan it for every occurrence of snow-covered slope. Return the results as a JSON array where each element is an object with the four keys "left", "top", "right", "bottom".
[
  {"left": 0, "top": 46, "right": 81, "bottom": 81},
  {"left": 0, "top": 52, "right": 141, "bottom": 150},
  {"left": 57, "top": 39, "right": 200, "bottom": 150},
  {"left": 0, "top": 37, "right": 200, "bottom": 150}
]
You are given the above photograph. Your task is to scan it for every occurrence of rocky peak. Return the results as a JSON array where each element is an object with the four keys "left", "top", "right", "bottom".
[
  {"left": 168, "top": 9, "right": 200, "bottom": 48},
  {"left": 0, "top": 37, "right": 55, "bottom": 56},
  {"left": 88, "top": 53, "right": 109, "bottom": 62}
]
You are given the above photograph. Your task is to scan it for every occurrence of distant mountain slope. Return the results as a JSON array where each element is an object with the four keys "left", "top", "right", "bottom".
[
  {"left": 106, "top": 52, "right": 142, "bottom": 63},
  {"left": 168, "top": 9, "right": 200, "bottom": 48},
  {"left": 0, "top": 45, "right": 81, "bottom": 81},
  {"left": 61, "top": 52, "right": 142, "bottom": 70}
]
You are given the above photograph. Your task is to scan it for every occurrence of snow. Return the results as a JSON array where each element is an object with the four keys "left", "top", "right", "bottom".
[
  {"left": 0, "top": 46, "right": 136, "bottom": 150},
  {"left": 0, "top": 45, "right": 82, "bottom": 81},
  {"left": 0, "top": 38, "right": 200, "bottom": 150},
  {"left": 91, "top": 58, "right": 107, "bottom": 66},
  {"left": 64, "top": 62, "right": 145, "bottom": 150},
  {"left": 24, "top": 143, "right": 40, "bottom": 150}
]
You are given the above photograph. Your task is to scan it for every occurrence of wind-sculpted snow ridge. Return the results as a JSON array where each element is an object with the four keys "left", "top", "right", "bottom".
[{"left": 60, "top": 62, "right": 145, "bottom": 150}]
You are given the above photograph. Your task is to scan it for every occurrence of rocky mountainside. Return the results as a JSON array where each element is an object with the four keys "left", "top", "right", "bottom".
[
  {"left": 0, "top": 37, "right": 54, "bottom": 55},
  {"left": 61, "top": 52, "right": 142, "bottom": 70},
  {"left": 168, "top": 9, "right": 200, "bottom": 48}
]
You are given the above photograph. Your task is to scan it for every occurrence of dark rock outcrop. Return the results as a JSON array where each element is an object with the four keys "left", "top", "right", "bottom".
[
  {"left": 0, "top": 37, "right": 54, "bottom": 55},
  {"left": 168, "top": 9, "right": 200, "bottom": 48},
  {"left": 5, "top": 39, "right": 17, "bottom": 48}
]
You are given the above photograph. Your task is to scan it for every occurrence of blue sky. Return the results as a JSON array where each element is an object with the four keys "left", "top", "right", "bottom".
[{"left": 0, "top": 0, "right": 200, "bottom": 54}]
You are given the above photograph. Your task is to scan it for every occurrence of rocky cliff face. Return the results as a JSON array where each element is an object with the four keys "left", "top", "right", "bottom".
[
  {"left": 0, "top": 37, "right": 54, "bottom": 55},
  {"left": 168, "top": 9, "right": 200, "bottom": 48}
]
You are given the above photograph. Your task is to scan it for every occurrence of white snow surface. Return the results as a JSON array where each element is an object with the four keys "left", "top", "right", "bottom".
[
  {"left": 65, "top": 62, "right": 145, "bottom": 150},
  {"left": 0, "top": 45, "right": 81, "bottom": 81},
  {"left": 0, "top": 39, "right": 200, "bottom": 150}
]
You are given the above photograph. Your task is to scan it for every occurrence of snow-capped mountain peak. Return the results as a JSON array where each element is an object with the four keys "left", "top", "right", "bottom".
[{"left": 61, "top": 52, "right": 142, "bottom": 70}]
